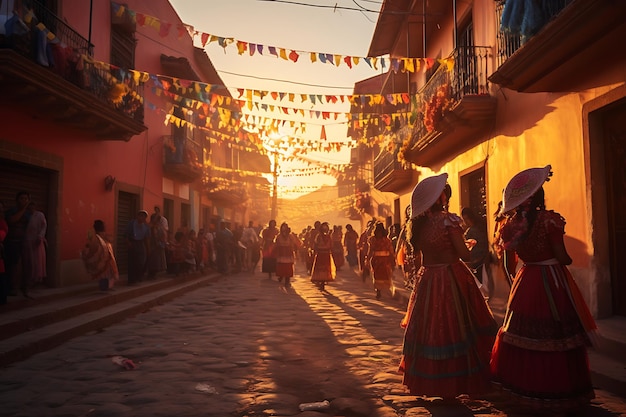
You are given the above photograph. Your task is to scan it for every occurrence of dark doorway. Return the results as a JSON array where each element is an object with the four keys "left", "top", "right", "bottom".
[
  {"left": 602, "top": 102, "right": 626, "bottom": 315},
  {"left": 460, "top": 166, "right": 487, "bottom": 219},
  {"left": 116, "top": 191, "right": 139, "bottom": 274},
  {"left": 0, "top": 158, "right": 58, "bottom": 286}
]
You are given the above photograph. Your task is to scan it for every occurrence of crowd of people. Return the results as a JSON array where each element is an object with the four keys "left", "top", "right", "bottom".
[{"left": 0, "top": 164, "right": 597, "bottom": 414}]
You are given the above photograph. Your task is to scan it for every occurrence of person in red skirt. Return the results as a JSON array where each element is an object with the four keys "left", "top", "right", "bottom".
[
  {"left": 274, "top": 222, "right": 302, "bottom": 289},
  {"left": 310, "top": 222, "right": 335, "bottom": 291},
  {"left": 490, "top": 165, "right": 596, "bottom": 413},
  {"left": 260, "top": 220, "right": 279, "bottom": 280},
  {"left": 367, "top": 222, "right": 396, "bottom": 299},
  {"left": 399, "top": 173, "right": 497, "bottom": 401}
]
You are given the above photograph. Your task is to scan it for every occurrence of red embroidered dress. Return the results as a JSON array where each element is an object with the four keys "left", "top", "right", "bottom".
[
  {"left": 311, "top": 233, "right": 335, "bottom": 284},
  {"left": 274, "top": 233, "right": 301, "bottom": 278},
  {"left": 368, "top": 235, "right": 395, "bottom": 291},
  {"left": 490, "top": 210, "right": 595, "bottom": 410},
  {"left": 399, "top": 211, "right": 497, "bottom": 398}
]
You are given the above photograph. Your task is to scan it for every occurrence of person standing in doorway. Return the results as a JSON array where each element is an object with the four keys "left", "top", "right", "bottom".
[
  {"left": 154, "top": 206, "right": 169, "bottom": 234},
  {"left": 146, "top": 213, "right": 167, "bottom": 279},
  {"left": 126, "top": 210, "right": 150, "bottom": 285},
  {"left": 490, "top": 165, "right": 596, "bottom": 413},
  {"left": 5, "top": 191, "right": 31, "bottom": 297},
  {"left": 22, "top": 201, "right": 47, "bottom": 290}
]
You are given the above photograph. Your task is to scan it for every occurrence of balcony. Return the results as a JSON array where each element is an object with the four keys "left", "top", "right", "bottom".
[
  {"left": 490, "top": 0, "right": 626, "bottom": 92},
  {"left": 163, "top": 135, "right": 204, "bottom": 183},
  {"left": 403, "top": 46, "right": 496, "bottom": 168},
  {"left": 0, "top": 3, "right": 146, "bottom": 140},
  {"left": 374, "top": 149, "right": 413, "bottom": 193}
]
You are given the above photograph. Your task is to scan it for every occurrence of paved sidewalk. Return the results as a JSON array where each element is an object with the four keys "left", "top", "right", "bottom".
[{"left": 0, "top": 264, "right": 624, "bottom": 417}]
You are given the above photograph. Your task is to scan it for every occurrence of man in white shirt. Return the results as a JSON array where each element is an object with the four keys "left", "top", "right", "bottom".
[
  {"left": 154, "top": 206, "right": 169, "bottom": 233},
  {"left": 241, "top": 221, "right": 259, "bottom": 272}
]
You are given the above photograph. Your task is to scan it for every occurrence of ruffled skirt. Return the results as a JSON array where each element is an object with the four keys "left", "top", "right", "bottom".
[
  {"left": 490, "top": 263, "right": 595, "bottom": 411},
  {"left": 399, "top": 261, "right": 497, "bottom": 398}
]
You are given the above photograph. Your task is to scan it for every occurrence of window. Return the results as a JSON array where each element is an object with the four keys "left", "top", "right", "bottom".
[{"left": 110, "top": 6, "right": 136, "bottom": 69}]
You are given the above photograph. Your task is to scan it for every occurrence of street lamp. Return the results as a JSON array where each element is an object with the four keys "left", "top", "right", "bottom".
[
  {"left": 268, "top": 135, "right": 283, "bottom": 221},
  {"left": 270, "top": 149, "right": 279, "bottom": 221}
]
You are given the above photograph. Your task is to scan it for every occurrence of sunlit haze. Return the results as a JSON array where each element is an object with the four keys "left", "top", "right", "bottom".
[{"left": 169, "top": 0, "right": 384, "bottom": 200}]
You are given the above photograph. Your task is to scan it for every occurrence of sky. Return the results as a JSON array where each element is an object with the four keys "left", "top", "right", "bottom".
[{"left": 168, "top": 0, "right": 385, "bottom": 199}]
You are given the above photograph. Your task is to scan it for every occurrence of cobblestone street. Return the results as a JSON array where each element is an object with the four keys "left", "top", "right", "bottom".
[{"left": 1, "top": 265, "right": 625, "bottom": 417}]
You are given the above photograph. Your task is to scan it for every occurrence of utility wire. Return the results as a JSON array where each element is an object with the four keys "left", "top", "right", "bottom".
[
  {"left": 218, "top": 69, "right": 359, "bottom": 90},
  {"left": 257, "top": 0, "right": 380, "bottom": 13},
  {"left": 257, "top": 0, "right": 438, "bottom": 17}
]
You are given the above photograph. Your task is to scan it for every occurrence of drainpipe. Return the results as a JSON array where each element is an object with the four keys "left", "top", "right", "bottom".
[
  {"left": 453, "top": 0, "right": 458, "bottom": 47},
  {"left": 88, "top": 0, "right": 93, "bottom": 52},
  {"left": 422, "top": 0, "right": 426, "bottom": 55}
]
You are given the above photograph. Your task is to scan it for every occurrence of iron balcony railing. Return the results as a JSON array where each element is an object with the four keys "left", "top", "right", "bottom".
[
  {"left": 374, "top": 125, "right": 412, "bottom": 183},
  {"left": 495, "top": 0, "right": 573, "bottom": 66},
  {"left": 374, "top": 150, "right": 401, "bottom": 185},
  {"left": 413, "top": 45, "right": 490, "bottom": 137},
  {"left": 1, "top": 0, "right": 144, "bottom": 122},
  {"left": 29, "top": 0, "right": 93, "bottom": 55},
  {"left": 424, "top": 45, "right": 490, "bottom": 104}
]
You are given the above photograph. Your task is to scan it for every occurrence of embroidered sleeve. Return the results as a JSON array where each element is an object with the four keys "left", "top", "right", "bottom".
[
  {"left": 544, "top": 210, "right": 566, "bottom": 244},
  {"left": 444, "top": 212, "right": 465, "bottom": 236}
]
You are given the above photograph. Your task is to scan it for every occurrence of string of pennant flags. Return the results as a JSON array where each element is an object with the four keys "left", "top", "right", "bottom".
[
  {"left": 27, "top": 2, "right": 443, "bottom": 184},
  {"left": 15, "top": 3, "right": 388, "bottom": 189},
  {"left": 91, "top": 56, "right": 425, "bottom": 143},
  {"left": 111, "top": 2, "right": 455, "bottom": 74},
  {"left": 27, "top": 3, "right": 450, "bottom": 142}
]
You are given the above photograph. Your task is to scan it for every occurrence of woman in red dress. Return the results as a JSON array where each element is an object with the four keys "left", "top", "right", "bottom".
[
  {"left": 399, "top": 173, "right": 497, "bottom": 400},
  {"left": 260, "top": 220, "right": 279, "bottom": 280},
  {"left": 274, "top": 222, "right": 302, "bottom": 288},
  {"left": 490, "top": 165, "right": 596, "bottom": 412},
  {"left": 310, "top": 222, "right": 335, "bottom": 291},
  {"left": 367, "top": 222, "right": 395, "bottom": 299}
]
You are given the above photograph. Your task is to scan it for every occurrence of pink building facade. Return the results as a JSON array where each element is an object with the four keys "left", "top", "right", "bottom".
[{"left": 0, "top": 0, "right": 269, "bottom": 286}]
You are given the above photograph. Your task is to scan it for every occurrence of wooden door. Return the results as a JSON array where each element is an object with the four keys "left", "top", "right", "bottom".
[
  {"left": 603, "top": 103, "right": 626, "bottom": 315},
  {"left": 116, "top": 191, "right": 138, "bottom": 274}
]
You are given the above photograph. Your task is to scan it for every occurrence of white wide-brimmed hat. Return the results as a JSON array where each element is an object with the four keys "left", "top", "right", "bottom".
[
  {"left": 501, "top": 165, "right": 552, "bottom": 214},
  {"left": 410, "top": 173, "right": 448, "bottom": 218}
]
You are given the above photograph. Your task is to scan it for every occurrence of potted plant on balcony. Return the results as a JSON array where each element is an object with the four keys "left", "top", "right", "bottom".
[{"left": 423, "top": 84, "right": 452, "bottom": 133}]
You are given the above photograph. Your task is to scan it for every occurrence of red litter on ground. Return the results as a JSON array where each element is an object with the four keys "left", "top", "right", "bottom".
[{"left": 111, "top": 355, "right": 137, "bottom": 370}]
